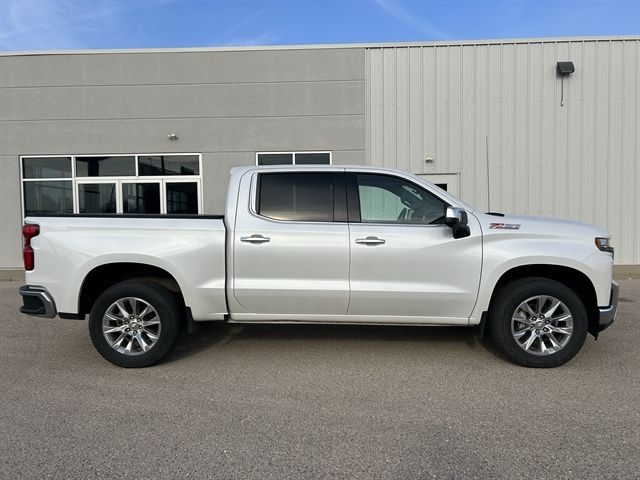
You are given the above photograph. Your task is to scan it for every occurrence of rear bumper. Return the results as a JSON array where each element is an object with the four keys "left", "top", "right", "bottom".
[
  {"left": 597, "top": 281, "right": 619, "bottom": 332},
  {"left": 19, "top": 285, "right": 57, "bottom": 318}
]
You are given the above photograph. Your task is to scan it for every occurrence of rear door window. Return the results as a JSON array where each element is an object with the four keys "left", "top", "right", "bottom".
[{"left": 257, "top": 173, "right": 342, "bottom": 222}]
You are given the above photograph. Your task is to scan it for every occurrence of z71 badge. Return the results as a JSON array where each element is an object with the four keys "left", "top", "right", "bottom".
[{"left": 489, "top": 223, "right": 521, "bottom": 230}]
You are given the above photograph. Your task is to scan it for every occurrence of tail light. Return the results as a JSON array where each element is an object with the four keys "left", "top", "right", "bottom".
[{"left": 23, "top": 224, "right": 40, "bottom": 271}]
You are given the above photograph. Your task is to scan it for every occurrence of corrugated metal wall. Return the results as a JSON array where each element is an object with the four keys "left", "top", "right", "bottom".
[{"left": 366, "top": 39, "right": 640, "bottom": 264}]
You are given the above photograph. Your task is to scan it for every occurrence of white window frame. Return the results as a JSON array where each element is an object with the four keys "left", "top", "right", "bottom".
[
  {"left": 255, "top": 151, "right": 332, "bottom": 166},
  {"left": 20, "top": 153, "right": 203, "bottom": 216}
]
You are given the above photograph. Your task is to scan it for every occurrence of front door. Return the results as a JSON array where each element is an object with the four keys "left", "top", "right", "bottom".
[
  {"left": 232, "top": 171, "right": 350, "bottom": 317},
  {"left": 348, "top": 172, "right": 482, "bottom": 323}
]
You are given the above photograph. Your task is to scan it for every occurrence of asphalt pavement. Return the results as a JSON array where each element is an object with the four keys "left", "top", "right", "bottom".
[{"left": 1, "top": 279, "right": 639, "bottom": 479}]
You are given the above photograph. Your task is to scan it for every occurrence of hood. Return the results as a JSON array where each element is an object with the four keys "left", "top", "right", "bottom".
[{"left": 473, "top": 212, "right": 609, "bottom": 239}]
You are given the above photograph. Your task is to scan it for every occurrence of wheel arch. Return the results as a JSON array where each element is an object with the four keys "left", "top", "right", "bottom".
[
  {"left": 78, "top": 262, "right": 184, "bottom": 315},
  {"left": 487, "top": 264, "right": 599, "bottom": 337}
]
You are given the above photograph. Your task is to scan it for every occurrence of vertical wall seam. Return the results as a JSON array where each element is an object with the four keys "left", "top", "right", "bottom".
[
  {"left": 606, "top": 40, "right": 612, "bottom": 237},
  {"left": 364, "top": 49, "right": 370, "bottom": 165},
  {"left": 420, "top": 47, "right": 424, "bottom": 174},
  {"left": 513, "top": 44, "right": 518, "bottom": 213},
  {"left": 632, "top": 40, "right": 640, "bottom": 263},
  {"left": 552, "top": 42, "right": 558, "bottom": 218},
  {"left": 579, "top": 41, "right": 584, "bottom": 221},
  {"left": 524, "top": 43, "right": 531, "bottom": 212}
]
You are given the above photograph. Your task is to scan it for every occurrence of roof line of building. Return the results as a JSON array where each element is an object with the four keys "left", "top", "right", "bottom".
[{"left": 1, "top": 35, "right": 639, "bottom": 57}]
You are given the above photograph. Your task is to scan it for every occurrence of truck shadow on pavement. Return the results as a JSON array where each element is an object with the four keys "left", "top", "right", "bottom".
[{"left": 167, "top": 322, "right": 501, "bottom": 364}]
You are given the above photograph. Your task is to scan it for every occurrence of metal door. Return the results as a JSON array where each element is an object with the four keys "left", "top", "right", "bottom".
[{"left": 232, "top": 171, "right": 350, "bottom": 316}]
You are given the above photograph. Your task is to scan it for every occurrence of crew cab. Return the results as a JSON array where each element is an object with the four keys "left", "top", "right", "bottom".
[{"left": 19, "top": 165, "right": 618, "bottom": 368}]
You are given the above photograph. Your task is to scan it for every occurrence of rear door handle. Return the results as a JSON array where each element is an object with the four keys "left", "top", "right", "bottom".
[
  {"left": 355, "top": 236, "right": 386, "bottom": 245},
  {"left": 240, "top": 234, "right": 271, "bottom": 244}
]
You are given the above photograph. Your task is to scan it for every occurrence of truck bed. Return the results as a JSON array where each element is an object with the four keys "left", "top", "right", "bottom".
[{"left": 24, "top": 215, "right": 228, "bottom": 321}]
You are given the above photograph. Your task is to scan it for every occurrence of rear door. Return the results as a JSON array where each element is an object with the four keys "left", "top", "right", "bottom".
[
  {"left": 232, "top": 170, "right": 350, "bottom": 316},
  {"left": 347, "top": 172, "right": 482, "bottom": 323}
]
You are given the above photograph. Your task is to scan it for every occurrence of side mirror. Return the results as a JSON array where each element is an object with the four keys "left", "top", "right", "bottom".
[
  {"left": 444, "top": 207, "right": 471, "bottom": 239},
  {"left": 444, "top": 207, "right": 466, "bottom": 227}
]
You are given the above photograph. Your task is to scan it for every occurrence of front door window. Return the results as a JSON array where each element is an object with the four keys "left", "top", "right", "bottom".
[{"left": 356, "top": 173, "right": 447, "bottom": 225}]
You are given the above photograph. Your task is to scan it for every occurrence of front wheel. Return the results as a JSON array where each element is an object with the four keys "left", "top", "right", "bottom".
[
  {"left": 488, "top": 277, "right": 588, "bottom": 368},
  {"left": 89, "top": 280, "right": 183, "bottom": 368}
]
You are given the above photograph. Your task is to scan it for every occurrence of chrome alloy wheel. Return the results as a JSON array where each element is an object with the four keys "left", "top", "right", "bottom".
[
  {"left": 102, "top": 297, "right": 161, "bottom": 356},
  {"left": 511, "top": 295, "right": 574, "bottom": 356}
]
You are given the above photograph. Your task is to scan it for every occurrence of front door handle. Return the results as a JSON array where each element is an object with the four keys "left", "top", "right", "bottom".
[
  {"left": 355, "top": 236, "right": 386, "bottom": 245},
  {"left": 240, "top": 234, "right": 271, "bottom": 244}
]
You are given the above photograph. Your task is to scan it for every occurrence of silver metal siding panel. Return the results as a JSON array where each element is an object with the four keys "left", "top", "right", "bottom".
[{"left": 366, "top": 39, "right": 640, "bottom": 264}]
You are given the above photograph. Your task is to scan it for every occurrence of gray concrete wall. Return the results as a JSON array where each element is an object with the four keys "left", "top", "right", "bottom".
[{"left": 0, "top": 48, "right": 366, "bottom": 267}]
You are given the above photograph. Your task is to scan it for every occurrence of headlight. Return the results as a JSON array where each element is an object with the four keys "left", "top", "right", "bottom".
[{"left": 595, "top": 237, "right": 614, "bottom": 256}]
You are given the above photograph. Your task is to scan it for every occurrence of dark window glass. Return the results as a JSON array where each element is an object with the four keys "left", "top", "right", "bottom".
[
  {"left": 356, "top": 174, "right": 446, "bottom": 225},
  {"left": 258, "top": 173, "right": 334, "bottom": 222},
  {"left": 78, "top": 183, "right": 116, "bottom": 213},
  {"left": 166, "top": 182, "right": 198, "bottom": 214},
  {"left": 22, "top": 157, "right": 72, "bottom": 179},
  {"left": 295, "top": 152, "right": 330, "bottom": 165},
  {"left": 76, "top": 156, "right": 135, "bottom": 177},
  {"left": 122, "top": 183, "right": 160, "bottom": 214},
  {"left": 257, "top": 153, "right": 293, "bottom": 166},
  {"left": 23, "top": 181, "right": 73, "bottom": 216},
  {"left": 138, "top": 155, "right": 199, "bottom": 176}
]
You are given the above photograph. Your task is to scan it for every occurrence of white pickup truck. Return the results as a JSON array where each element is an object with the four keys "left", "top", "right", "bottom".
[{"left": 19, "top": 165, "right": 618, "bottom": 368}]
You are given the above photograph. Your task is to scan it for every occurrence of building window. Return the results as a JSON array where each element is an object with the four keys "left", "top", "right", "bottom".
[
  {"left": 123, "top": 183, "right": 161, "bottom": 214},
  {"left": 166, "top": 182, "right": 199, "bottom": 214},
  {"left": 138, "top": 155, "right": 200, "bottom": 176},
  {"left": 21, "top": 153, "right": 202, "bottom": 216},
  {"left": 76, "top": 156, "right": 136, "bottom": 177},
  {"left": 78, "top": 183, "right": 117, "bottom": 214},
  {"left": 22, "top": 157, "right": 74, "bottom": 216},
  {"left": 256, "top": 151, "right": 332, "bottom": 166}
]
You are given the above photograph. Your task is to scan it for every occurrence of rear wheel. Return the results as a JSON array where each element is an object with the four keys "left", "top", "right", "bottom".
[
  {"left": 488, "top": 277, "right": 588, "bottom": 368},
  {"left": 89, "top": 280, "right": 183, "bottom": 368}
]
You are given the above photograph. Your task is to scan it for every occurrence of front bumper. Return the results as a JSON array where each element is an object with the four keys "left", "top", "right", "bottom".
[
  {"left": 597, "top": 281, "right": 619, "bottom": 332},
  {"left": 19, "top": 285, "right": 57, "bottom": 318}
]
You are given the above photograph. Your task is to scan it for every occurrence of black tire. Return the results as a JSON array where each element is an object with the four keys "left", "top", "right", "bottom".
[
  {"left": 89, "top": 280, "right": 183, "bottom": 368},
  {"left": 488, "top": 277, "right": 588, "bottom": 368}
]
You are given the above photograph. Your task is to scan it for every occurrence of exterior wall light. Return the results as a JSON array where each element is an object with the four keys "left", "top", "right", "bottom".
[
  {"left": 557, "top": 61, "right": 575, "bottom": 75},
  {"left": 557, "top": 61, "right": 575, "bottom": 107},
  {"left": 168, "top": 133, "right": 178, "bottom": 141}
]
